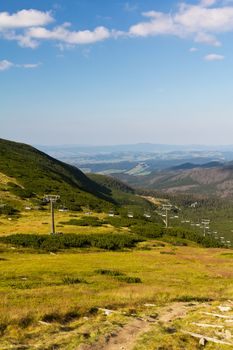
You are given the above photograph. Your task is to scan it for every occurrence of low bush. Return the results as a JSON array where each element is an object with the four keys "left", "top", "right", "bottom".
[
  {"left": 0, "top": 233, "right": 143, "bottom": 251},
  {"left": 163, "top": 227, "right": 225, "bottom": 248},
  {"left": 7, "top": 182, "right": 35, "bottom": 199},
  {"left": 131, "top": 223, "right": 163, "bottom": 238},
  {"left": 42, "top": 310, "right": 80, "bottom": 324},
  {"left": 116, "top": 276, "right": 142, "bottom": 283},
  {"left": 0, "top": 204, "right": 19, "bottom": 216},
  {"left": 0, "top": 322, "right": 7, "bottom": 335},
  {"left": 160, "top": 251, "right": 176, "bottom": 255},
  {"left": 42, "top": 312, "right": 62, "bottom": 323},
  {"left": 60, "top": 216, "right": 103, "bottom": 227},
  {"left": 18, "top": 315, "right": 34, "bottom": 329},
  {"left": 95, "top": 269, "right": 125, "bottom": 276},
  {"left": 172, "top": 295, "right": 213, "bottom": 302},
  {"left": 95, "top": 269, "right": 141, "bottom": 283},
  {"left": 62, "top": 276, "right": 85, "bottom": 285}
]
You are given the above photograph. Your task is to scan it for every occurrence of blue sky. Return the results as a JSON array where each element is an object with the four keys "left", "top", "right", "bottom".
[{"left": 1, "top": 0, "right": 233, "bottom": 145}]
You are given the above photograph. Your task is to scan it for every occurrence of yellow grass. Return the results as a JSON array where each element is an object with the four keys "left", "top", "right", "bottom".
[
  {"left": 0, "top": 210, "right": 120, "bottom": 235},
  {"left": 1, "top": 211, "right": 233, "bottom": 349}
]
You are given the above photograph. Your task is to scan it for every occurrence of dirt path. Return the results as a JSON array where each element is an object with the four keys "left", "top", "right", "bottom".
[
  {"left": 80, "top": 302, "right": 196, "bottom": 350},
  {"left": 102, "top": 318, "right": 150, "bottom": 350},
  {"left": 158, "top": 302, "right": 192, "bottom": 323}
]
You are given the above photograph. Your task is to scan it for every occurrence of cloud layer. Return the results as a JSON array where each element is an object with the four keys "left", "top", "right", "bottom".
[{"left": 0, "top": 1, "right": 232, "bottom": 51}]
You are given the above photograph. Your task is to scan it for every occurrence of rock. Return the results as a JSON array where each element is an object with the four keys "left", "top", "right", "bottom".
[
  {"left": 99, "top": 308, "right": 115, "bottom": 316},
  {"left": 225, "top": 330, "right": 232, "bottom": 340},
  {"left": 149, "top": 313, "right": 159, "bottom": 319},
  {"left": 165, "top": 327, "right": 177, "bottom": 334},
  {"left": 38, "top": 320, "right": 50, "bottom": 326},
  {"left": 218, "top": 306, "right": 232, "bottom": 312},
  {"left": 82, "top": 332, "right": 90, "bottom": 339},
  {"left": 199, "top": 337, "right": 207, "bottom": 346},
  {"left": 110, "top": 332, "right": 118, "bottom": 337}
]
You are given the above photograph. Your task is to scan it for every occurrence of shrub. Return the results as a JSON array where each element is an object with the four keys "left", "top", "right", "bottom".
[
  {"left": 0, "top": 205, "right": 19, "bottom": 216},
  {"left": 60, "top": 216, "right": 102, "bottom": 227},
  {"left": 62, "top": 276, "right": 85, "bottom": 285},
  {"left": 95, "top": 269, "right": 141, "bottom": 283},
  {"left": 7, "top": 182, "right": 35, "bottom": 199},
  {"left": 95, "top": 269, "right": 125, "bottom": 276},
  {"left": 116, "top": 276, "right": 142, "bottom": 283},
  {"left": 42, "top": 313, "right": 62, "bottom": 323},
  {"left": 131, "top": 223, "right": 163, "bottom": 238},
  {"left": 164, "top": 227, "right": 225, "bottom": 248},
  {"left": 0, "top": 322, "right": 7, "bottom": 335},
  {"left": 0, "top": 233, "right": 143, "bottom": 251},
  {"left": 18, "top": 315, "right": 34, "bottom": 328},
  {"left": 63, "top": 310, "right": 80, "bottom": 323}
]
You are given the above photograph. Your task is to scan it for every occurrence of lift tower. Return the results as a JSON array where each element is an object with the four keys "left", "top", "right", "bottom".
[{"left": 44, "top": 195, "right": 60, "bottom": 235}]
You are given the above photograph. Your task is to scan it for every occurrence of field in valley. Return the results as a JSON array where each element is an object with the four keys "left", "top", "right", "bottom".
[{"left": 0, "top": 209, "right": 233, "bottom": 349}]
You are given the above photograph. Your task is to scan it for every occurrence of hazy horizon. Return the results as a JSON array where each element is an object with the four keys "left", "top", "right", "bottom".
[{"left": 3, "top": 136, "right": 233, "bottom": 148}]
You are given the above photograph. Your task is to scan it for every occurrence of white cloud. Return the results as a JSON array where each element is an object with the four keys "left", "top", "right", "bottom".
[
  {"left": 124, "top": 3, "right": 138, "bottom": 12},
  {"left": 175, "top": 3, "right": 233, "bottom": 33},
  {"left": 26, "top": 24, "right": 111, "bottom": 45},
  {"left": 20, "top": 63, "right": 41, "bottom": 68},
  {"left": 0, "top": 59, "right": 41, "bottom": 71},
  {"left": 2, "top": 30, "right": 39, "bottom": 48},
  {"left": 189, "top": 47, "right": 198, "bottom": 52},
  {"left": 194, "top": 32, "right": 221, "bottom": 46},
  {"left": 0, "top": 9, "right": 53, "bottom": 29},
  {"left": 129, "top": 11, "right": 181, "bottom": 37},
  {"left": 0, "top": 60, "right": 13, "bottom": 71},
  {"left": 1, "top": 2, "right": 233, "bottom": 50},
  {"left": 200, "top": 0, "right": 218, "bottom": 7},
  {"left": 204, "top": 53, "right": 225, "bottom": 60},
  {"left": 128, "top": 2, "right": 233, "bottom": 46}
]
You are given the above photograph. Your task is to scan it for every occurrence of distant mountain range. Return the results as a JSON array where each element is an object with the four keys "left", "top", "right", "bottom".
[
  {"left": 23, "top": 142, "right": 233, "bottom": 199},
  {"left": 116, "top": 161, "right": 233, "bottom": 198},
  {"left": 37, "top": 144, "right": 233, "bottom": 178}
]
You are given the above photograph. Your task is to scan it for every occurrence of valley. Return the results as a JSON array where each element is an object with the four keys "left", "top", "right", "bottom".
[{"left": 0, "top": 138, "right": 233, "bottom": 349}]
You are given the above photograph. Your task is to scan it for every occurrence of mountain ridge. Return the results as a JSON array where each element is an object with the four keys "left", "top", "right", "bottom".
[
  {"left": 115, "top": 161, "right": 233, "bottom": 198},
  {"left": 0, "top": 138, "right": 143, "bottom": 212}
]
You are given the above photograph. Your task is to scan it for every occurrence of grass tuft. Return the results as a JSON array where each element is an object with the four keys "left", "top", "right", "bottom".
[
  {"left": 62, "top": 276, "right": 85, "bottom": 285},
  {"left": 18, "top": 315, "right": 34, "bottom": 329},
  {"left": 116, "top": 276, "right": 142, "bottom": 284},
  {"left": 95, "top": 269, "right": 125, "bottom": 276}
]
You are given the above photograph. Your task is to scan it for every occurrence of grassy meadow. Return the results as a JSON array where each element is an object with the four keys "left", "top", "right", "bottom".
[
  {"left": 0, "top": 210, "right": 119, "bottom": 236},
  {"left": 0, "top": 208, "right": 233, "bottom": 349}
]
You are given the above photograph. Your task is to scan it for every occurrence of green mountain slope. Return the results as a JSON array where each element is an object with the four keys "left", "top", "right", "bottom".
[
  {"left": 0, "top": 138, "right": 155, "bottom": 212},
  {"left": 0, "top": 139, "right": 124, "bottom": 211}
]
